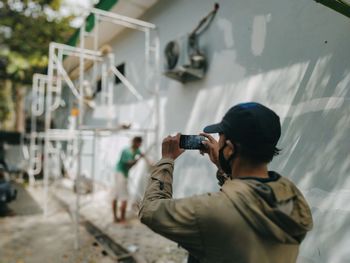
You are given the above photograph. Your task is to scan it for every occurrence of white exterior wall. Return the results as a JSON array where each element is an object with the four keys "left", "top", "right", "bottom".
[{"left": 79, "top": 0, "right": 350, "bottom": 262}]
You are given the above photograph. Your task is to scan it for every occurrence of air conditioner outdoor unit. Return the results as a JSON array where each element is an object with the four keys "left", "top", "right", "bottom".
[
  {"left": 163, "top": 3, "right": 219, "bottom": 84},
  {"left": 164, "top": 34, "right": 207, "bottom": 83}
]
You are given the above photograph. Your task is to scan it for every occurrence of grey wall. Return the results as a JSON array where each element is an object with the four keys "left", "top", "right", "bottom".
[{"left": 74, "top": 0, "right": 350, "bottom": 262}]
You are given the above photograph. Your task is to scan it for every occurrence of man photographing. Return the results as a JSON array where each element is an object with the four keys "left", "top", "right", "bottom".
[{"left": 139, "top": 102, "right": 313, "bottom": 263}]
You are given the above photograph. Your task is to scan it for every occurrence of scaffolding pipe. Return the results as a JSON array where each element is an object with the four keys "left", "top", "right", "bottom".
[
  {"left": 37, "top": 8, "right": 160, "bottom": 253},
  {"left": 110, "top": 64, "right": 144, "bottom": 101},
  {"left": 98, "top": 15, "right": 147, "bottom": 32},
  {"left": 47, "top": 42, "right": 103, "bottom": 117},
  {"left": 52, "top": 54, "right": 81, "bottom": 100},
  {"left": 154, "top": 29, "right": 161, "bottom": 160},
  {"left": 51, "top": 42, "right": 102, "bottom": 57},
  {"left": 29, "top": 74, "right": 46, "bottom": 185},
  {"left": 43, "top": 44, "right": 55, "bottom": 217},
  {"left": 144, "top": 28, "right": 151, "bottom": 97},
  {"left": 91, "top": 8, "right": 156, "bottom": 29},
  {"left": 74, "top": 21, "right": 86, "bottom": 250},
  {"left": 31, "top": 145, "right": 42, "bottom": 175},
  {"left": 50, "top": 49, "right": 64, "bottom": 111},
  {"left": 61, "top": 51, "right": 103, "bottom": 62},
  {"left": 28, "top": 132, "right": 37, "bottom": 184},
  {"left": 91, "top": 131, "right": 97, "bottom": 195},
  {"left": 32, "top": 74, "right": 46, "bottom": 116},
  {"left": 92, "top": 14, "right": 100, "bottom": 87}
]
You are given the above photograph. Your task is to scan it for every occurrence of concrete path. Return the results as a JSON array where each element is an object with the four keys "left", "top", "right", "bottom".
[
  {"left": 0, "top": 182, "right": 114, "bottom": 263},
  {"left": 53, "top": 180, "right": 188, "bottom": 263}
]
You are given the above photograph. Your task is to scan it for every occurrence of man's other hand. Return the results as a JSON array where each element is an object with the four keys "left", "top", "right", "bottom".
[
  {"left": 200, "top": 133, "right": 220, "bottom": 169},
  {"left": 162, "top": 133, "right": 185, "bottom": 160}
]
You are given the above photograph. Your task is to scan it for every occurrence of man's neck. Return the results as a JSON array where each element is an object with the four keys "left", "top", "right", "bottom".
[
  {"left": 231, "top": 160, "right": 268, "bottom": 179},
  {"left": 131, "top": 146, "right": 138, "bottom": 152}
]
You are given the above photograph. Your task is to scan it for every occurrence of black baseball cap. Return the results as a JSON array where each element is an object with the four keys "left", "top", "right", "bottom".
[{"left": 203, "top": 102, "right": 281, "bottom": 147}]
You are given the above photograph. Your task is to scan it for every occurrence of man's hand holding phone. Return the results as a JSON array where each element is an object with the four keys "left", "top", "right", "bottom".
[
  {"left": 162, "top": 133, "right": 185, "bottom": 160},
  {"left": 200, "top": 133, "right": 220, "bottom": 169},
  {"left": 161, "top": 133, "right": 220, "bottom": 166}
]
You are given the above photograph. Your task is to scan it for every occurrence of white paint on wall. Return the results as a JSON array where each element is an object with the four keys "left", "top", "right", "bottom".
[
  {"left": 251, "top": 14, "right": 270, "bottom": 56},
  {"left": 216, "top": 17, "right": 234, "bottom": 48}
]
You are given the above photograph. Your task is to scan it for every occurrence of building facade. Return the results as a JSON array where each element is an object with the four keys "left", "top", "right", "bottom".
[{"left": 52, "top": 0, "right": 350, "bottom": 262}]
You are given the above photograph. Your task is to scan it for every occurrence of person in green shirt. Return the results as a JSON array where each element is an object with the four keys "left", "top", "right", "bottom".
[{"left": 112, "top": 136, "right": 143, "bottom": 223}]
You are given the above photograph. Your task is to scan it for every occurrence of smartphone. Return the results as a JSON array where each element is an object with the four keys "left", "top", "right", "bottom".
[{"left": 179, "top": 135, "right": 206, "bottom": 150}]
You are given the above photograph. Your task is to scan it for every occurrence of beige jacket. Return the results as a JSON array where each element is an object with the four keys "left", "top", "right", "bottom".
[{"left": 139, "top": 158, "right": 313, "bottom": 263}]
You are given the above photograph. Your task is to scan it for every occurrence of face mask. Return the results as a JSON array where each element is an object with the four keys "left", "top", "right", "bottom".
[{"left": 218, "top": 143, "right": 236, "bottom": 175}]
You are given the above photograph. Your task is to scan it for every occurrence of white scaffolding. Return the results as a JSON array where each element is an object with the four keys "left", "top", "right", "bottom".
[
  {"left": 28, "top": 74, "right": 47, "bottom": 185},
  {"left": 29, "top": 8, "right": 160, "bottom": 249}
]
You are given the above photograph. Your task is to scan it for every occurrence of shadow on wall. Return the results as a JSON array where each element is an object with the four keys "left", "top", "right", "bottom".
[{"left": 273, "top": 68, "right": 350, "bottom": 262}]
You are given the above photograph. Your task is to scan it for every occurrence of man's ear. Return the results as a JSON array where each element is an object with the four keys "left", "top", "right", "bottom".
[{"left": 225, "top": 140, "right": 235, "bottom": 155}]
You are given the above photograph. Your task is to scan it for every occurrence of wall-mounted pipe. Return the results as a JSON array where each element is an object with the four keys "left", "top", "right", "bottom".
[{"left": 315, "top": 0, "right": 350, "bottom": 18}]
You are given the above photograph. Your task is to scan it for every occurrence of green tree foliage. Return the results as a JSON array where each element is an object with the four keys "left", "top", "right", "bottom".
[
  {"left": 0, "top": 0, "right": 74, "bottom": 84},
  {"left": 0, "top": 0, "right": 75, "bottom": 127}
]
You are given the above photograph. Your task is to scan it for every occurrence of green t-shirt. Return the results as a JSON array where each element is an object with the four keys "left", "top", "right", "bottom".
[{"left": 116, "top": 147, "right": 141, "bottom": 178}]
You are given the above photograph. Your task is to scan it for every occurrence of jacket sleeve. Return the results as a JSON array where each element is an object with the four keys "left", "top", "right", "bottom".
[{"left": 139, "top": 158, "right": 204, "bottom": 257}]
